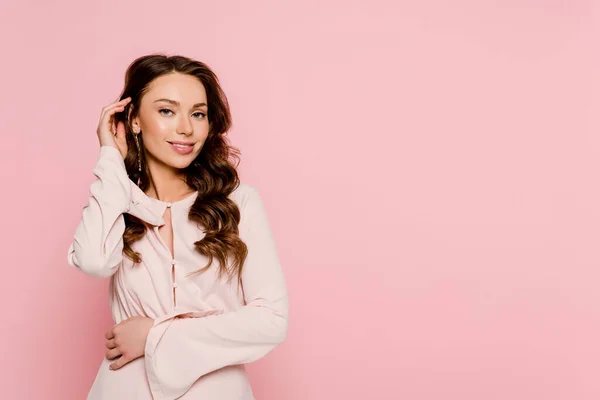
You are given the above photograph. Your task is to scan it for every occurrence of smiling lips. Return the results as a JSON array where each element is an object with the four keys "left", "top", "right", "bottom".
[{"left": 168, "top": 141, "right": 194, "bottom": 155}]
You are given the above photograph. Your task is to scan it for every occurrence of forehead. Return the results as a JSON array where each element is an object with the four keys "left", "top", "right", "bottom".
[{"left": 143, "top": 72, "right": 207, "bottom": 103}]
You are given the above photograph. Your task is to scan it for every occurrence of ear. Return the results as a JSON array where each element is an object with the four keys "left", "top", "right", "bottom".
[{"left": 128, "top": 106, "right": 140, "bottom": 134}]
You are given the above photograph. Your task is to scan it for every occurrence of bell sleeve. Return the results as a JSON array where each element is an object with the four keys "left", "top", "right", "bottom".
[{"left": 67, "top": 145, "right": 132, "bottom": 278}]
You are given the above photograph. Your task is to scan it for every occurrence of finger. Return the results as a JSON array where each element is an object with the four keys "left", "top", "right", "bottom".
[
  {"left": 110, "top": 115, "right": 127, "bottom": 137},
  {"left": 100, "top": 100, "right": 130, "bottom": 118},
  {"left": 101, "top": 105, "right": 127, "bottom": 133},
  {"left": 115, "top": 120, "right": 127, "bottom": 139},
  {"left": 106, "top": 338, "right": 116, "bottom": 349},
  {"left": 105, "top": 329, "right": 115, "bottom": 340},
  {"left": 101, "top": 103, "right": 128, "bottom": 120},
  {"left": 100, "top": 98, "right": 131, "bottom": 120},
  {"left": 105, "top": 347, "right": 121, "bottom": 360},
  {"left": 109, "top": 355, "right": 129, "bottom": 370},
  {"left": 114, "top": 97, "right": 132, "bottom": 107},
  {"left": 111, "top": 96, "right": 131, "bottom": 106}
]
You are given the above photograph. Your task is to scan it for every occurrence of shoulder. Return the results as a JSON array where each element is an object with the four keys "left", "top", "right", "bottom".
[
  {"left": 229, "top": 182, "right": 270, "bottom": 227},
  {"left": 229, "top": 182, "right": 260, "bottom": 208}
]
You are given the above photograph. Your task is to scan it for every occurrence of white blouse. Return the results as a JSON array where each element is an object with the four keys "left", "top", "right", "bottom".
[{"left": 67, "top": 145, "right": 288, "bottom": 399}]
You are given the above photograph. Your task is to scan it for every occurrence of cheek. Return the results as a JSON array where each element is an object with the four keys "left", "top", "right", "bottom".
[
  {"left": 195, "top": 120, "right": 210, "bottom": 139},
  {"left": 141, "top": 114, "right": 173, "bottom": 139}
]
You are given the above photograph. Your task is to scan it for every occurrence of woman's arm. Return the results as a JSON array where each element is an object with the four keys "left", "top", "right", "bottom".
[
  {"left": 144, "top": 186, "right": 289, "bottom": 400},
  {"left": 67, "top": 145, "right": 133, "bottom": 278}
]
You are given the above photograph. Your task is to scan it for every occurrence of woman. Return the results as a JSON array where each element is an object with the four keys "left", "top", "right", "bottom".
[{"left": 67, "top": 54, "right": 288, "bottom": 399}]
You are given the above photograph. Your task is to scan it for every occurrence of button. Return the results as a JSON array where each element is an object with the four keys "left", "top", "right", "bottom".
[
  {"left": 171, "top": 260, "right": 176, "bottom": 265},
  {"left": 172, "top": 282, "right": 178, "bottom": 288},
  {"left": 166, "top": 202, "right": 172, "bottom": 208}
]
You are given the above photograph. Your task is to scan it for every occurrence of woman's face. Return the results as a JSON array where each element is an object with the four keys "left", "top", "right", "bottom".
[{"left": 131, "top": 72, "right": 210, "bottom": 171}]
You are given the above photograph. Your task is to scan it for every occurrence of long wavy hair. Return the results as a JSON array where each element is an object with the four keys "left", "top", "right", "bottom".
[{"left": 113, "top": 54, "right": 247, "bottom": 286}]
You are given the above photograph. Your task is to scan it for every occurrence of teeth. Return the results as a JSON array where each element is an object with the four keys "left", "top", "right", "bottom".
[{"left": 173, "top": 144, "right": 191, "bottom": 148}]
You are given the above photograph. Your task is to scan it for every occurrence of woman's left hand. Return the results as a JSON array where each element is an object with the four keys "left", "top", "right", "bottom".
[{"left": 105, "top": 316, "right": 154, "bottom": 370}]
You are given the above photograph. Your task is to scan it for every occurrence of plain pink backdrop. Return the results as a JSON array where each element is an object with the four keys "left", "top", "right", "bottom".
[{"left": 1, "top": 1, "right": 600, "bottom": 399}]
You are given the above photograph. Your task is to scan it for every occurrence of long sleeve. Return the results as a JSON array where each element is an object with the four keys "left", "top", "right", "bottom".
[
  {"left": 144, "top": 186, "right": 289, "bottom": 399},
  {"left": 67, "top": 145, "right": 132, "bottom": 278}
]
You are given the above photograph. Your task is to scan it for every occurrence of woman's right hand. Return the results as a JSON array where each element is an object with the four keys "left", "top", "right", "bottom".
[{"left": 97, "top": 97, "right": 132, "bottom": 159}]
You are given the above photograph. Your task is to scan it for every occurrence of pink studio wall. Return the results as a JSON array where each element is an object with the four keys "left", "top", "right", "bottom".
[{"left": 1, "top": 1, "right": 599, "bottom": 399}]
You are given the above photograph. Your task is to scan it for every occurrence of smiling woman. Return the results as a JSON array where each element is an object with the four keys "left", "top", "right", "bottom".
[
  {"left": 66, "top": 54, "right": 288, "bottom": 400},
  {"left": 133, "top": 78, "right": 210, "bottom": 169}
]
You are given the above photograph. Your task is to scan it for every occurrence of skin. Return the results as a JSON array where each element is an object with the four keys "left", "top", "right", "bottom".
[{"left": 96, "top": 72, "right": 211, "bottom": 370}]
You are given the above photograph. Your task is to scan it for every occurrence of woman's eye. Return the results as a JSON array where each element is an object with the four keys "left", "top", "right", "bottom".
[
  {"left": 159, "top": 109, "right": 173, "bottom": 116},
  {"left": 192, "top": 112, "right": 206, "bottom": 118}
]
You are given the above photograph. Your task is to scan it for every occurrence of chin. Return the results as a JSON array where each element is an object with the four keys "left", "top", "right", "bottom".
[{"left": 169, "top": 158, "right": 194, "bottom": 170}]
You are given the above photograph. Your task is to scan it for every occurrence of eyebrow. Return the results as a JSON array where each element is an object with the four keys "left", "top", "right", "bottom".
[{"left": 153, "top": 98, "right": 207, "bottom": 108}]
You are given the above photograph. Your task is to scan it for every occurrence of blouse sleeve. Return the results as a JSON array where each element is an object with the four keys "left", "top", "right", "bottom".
[
  {"left": 67, "top": 145, "right": 132, "bottom": 278},
  {"left": 143, "top": 186, "right": 289, "bottom": 400}
]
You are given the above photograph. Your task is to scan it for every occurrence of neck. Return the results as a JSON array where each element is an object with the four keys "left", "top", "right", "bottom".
[{"left": 145, "top": 159, "right": 195, "bottom": 203}]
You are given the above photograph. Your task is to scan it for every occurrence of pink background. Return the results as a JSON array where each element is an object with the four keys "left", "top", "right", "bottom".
[{"left": 1, "top": 1, "right": 600, "bottom": 399}]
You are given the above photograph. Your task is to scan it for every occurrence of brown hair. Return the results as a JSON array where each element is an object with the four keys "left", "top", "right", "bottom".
[{"left": 113, "top": 54, "right": 247, "bottom": 286}]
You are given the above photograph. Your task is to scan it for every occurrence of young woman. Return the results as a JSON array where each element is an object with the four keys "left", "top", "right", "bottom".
[{"left": 67, "top": 54, "right": 288, "bottom": 399}]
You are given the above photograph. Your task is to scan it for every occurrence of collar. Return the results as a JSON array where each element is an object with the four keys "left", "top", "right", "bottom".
[{"left": 126, "top": 181, "right": 198, "bottom": 227}]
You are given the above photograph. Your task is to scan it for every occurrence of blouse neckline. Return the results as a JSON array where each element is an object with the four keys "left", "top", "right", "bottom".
[
  {"left": 144, "top": 190, "right": 199, "bottom": 208},
  {"left": 127, "top": 182, "right": 199, "bottom": 227}
]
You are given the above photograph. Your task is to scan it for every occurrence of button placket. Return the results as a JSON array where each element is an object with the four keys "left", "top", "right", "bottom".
[
  {"left": 165, "top": 203, "right": 177, "bottom": 307},
  {"left": 171, "top": 259, "right": 178, "bottom": 305},
  {"left": 171, "top": 259, "right": 177, "bottom": 284}
]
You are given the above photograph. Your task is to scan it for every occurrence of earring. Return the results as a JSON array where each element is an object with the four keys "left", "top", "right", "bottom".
[{"left": 134, "top": 133, "right": 142, "bottom": 185}]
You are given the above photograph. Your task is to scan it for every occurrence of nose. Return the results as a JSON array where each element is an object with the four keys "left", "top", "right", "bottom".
[{"left": 177, "top": 116, "right": 193, "bottom": 136}]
